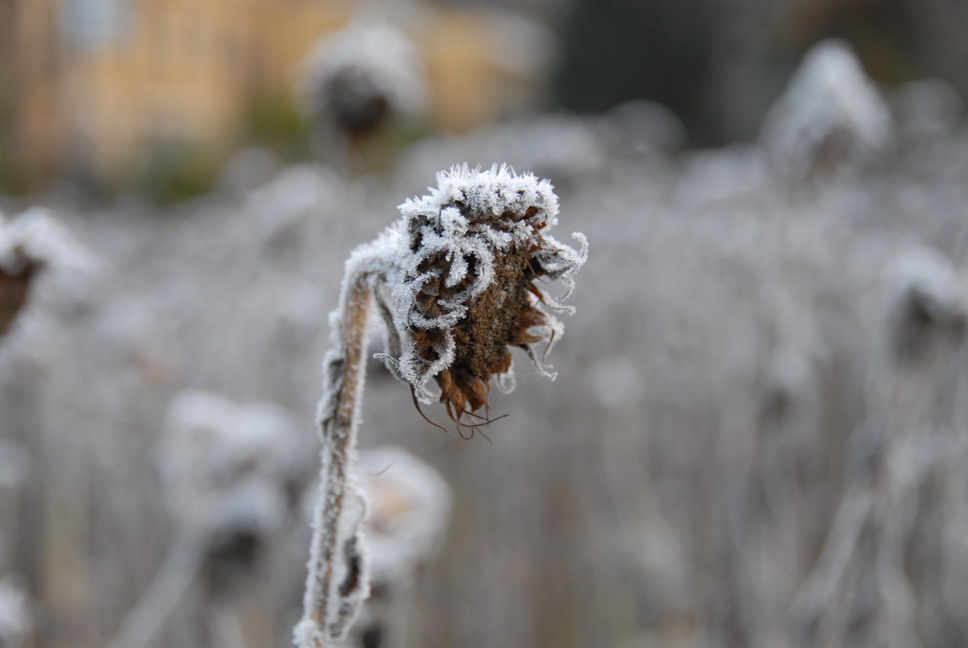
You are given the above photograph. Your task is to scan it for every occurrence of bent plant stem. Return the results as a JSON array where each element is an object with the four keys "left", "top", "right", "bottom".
[{"left": 300, "top": 273, "right": 375, "bottom": 647}]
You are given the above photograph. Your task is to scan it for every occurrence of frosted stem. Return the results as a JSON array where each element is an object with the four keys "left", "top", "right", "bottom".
[{"left": 296, "top": 274, "right": 373, "bottom": 647}]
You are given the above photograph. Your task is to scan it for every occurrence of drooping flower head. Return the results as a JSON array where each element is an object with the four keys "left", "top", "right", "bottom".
[{"left": 377, "top": 164, "right": 587, "bottom": 424}]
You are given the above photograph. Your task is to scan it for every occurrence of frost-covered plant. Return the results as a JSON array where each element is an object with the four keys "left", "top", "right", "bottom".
[
  {"left": 299, "top": 22, "right": 425, "bottom": 147},
  {"left": 109, "top": 392, "right": 309, "bottom": 648},
  {"left": 157, "top": 390, "right": 310, "bottom": 513},
  {"left": 884, "top": 246, "right": 967, "bottom": 364},
  {"left": 0, "top": 210, "right": 66, "bottom": 338},
  {"left": 761, "top": 39, "right": 891, "bottom": 182},
  {"left": 295, "top": 165, "right": 587, "bottom": 647},
  {"left": 356, "top": 446, "right": 451, "bottom": 588},
  {"left": 0, "top": 208, "right": 96, "bottom": 338},
  {"left": 155, "top": 391, "right": 309, "bottom": 594},
  {"left": 346, "top": 446, "right": 451, "bottom": 646}
]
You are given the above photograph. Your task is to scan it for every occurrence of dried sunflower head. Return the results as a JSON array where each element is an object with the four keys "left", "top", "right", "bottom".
[{"left": 370, "top": 164, "right": 587, "bottom": 424}]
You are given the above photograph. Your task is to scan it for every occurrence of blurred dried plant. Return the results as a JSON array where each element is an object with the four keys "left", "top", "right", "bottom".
[
  {"left": 298, "top": 22, "right": 426, "bottom": 164},
  {"left": 0, "top": 208, "right": 96, "bottom": 340},
  {"left": 108, "top": 391, "right": 311, "bottom": 648},
  {"left": 761, "top": 39, "right": 892, "bottom": 183},
  {"left": 345, "top": 446, "right": 451, "bottom": 648}
]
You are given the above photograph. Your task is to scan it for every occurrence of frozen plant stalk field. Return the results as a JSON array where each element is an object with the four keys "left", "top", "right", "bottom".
[{"left": 0, "top": 38, "right": 967, "bottom": 648}]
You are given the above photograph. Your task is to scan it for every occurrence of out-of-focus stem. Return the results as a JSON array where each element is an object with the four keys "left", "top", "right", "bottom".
[
  {"left": 299, "top": 275, "right": 373, "bottom": 647},
  {"left": 105, "top": 528, "right": 201, "bottom": 648}
]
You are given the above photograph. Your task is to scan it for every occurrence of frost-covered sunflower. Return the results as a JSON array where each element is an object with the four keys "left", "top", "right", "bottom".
[
  {"left": 300, "top": 165, "right": 586, "bottom": 647},
  {"left": 324, "top": 164, "right": 587, "bottom": 428}
]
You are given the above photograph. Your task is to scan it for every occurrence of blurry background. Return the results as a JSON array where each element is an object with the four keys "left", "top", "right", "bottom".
[
  {"left": 2, "top": 0, "right": 968, "bottom": 647},
  {"left": 2, "top": 0, "right": 967, "bottom": 199}
]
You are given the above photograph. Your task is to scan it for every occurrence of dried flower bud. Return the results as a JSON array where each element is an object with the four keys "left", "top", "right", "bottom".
[{"left": 375, "top": 164, "right": 587, "bottom": 424}]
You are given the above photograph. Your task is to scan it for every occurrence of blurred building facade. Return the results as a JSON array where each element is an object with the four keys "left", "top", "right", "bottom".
[
  {"left": 0, "top": 0, "right": 548, "bottom": 194},
  {"left": 0, "top": 0, "right": 349, "bottom": 191}
]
